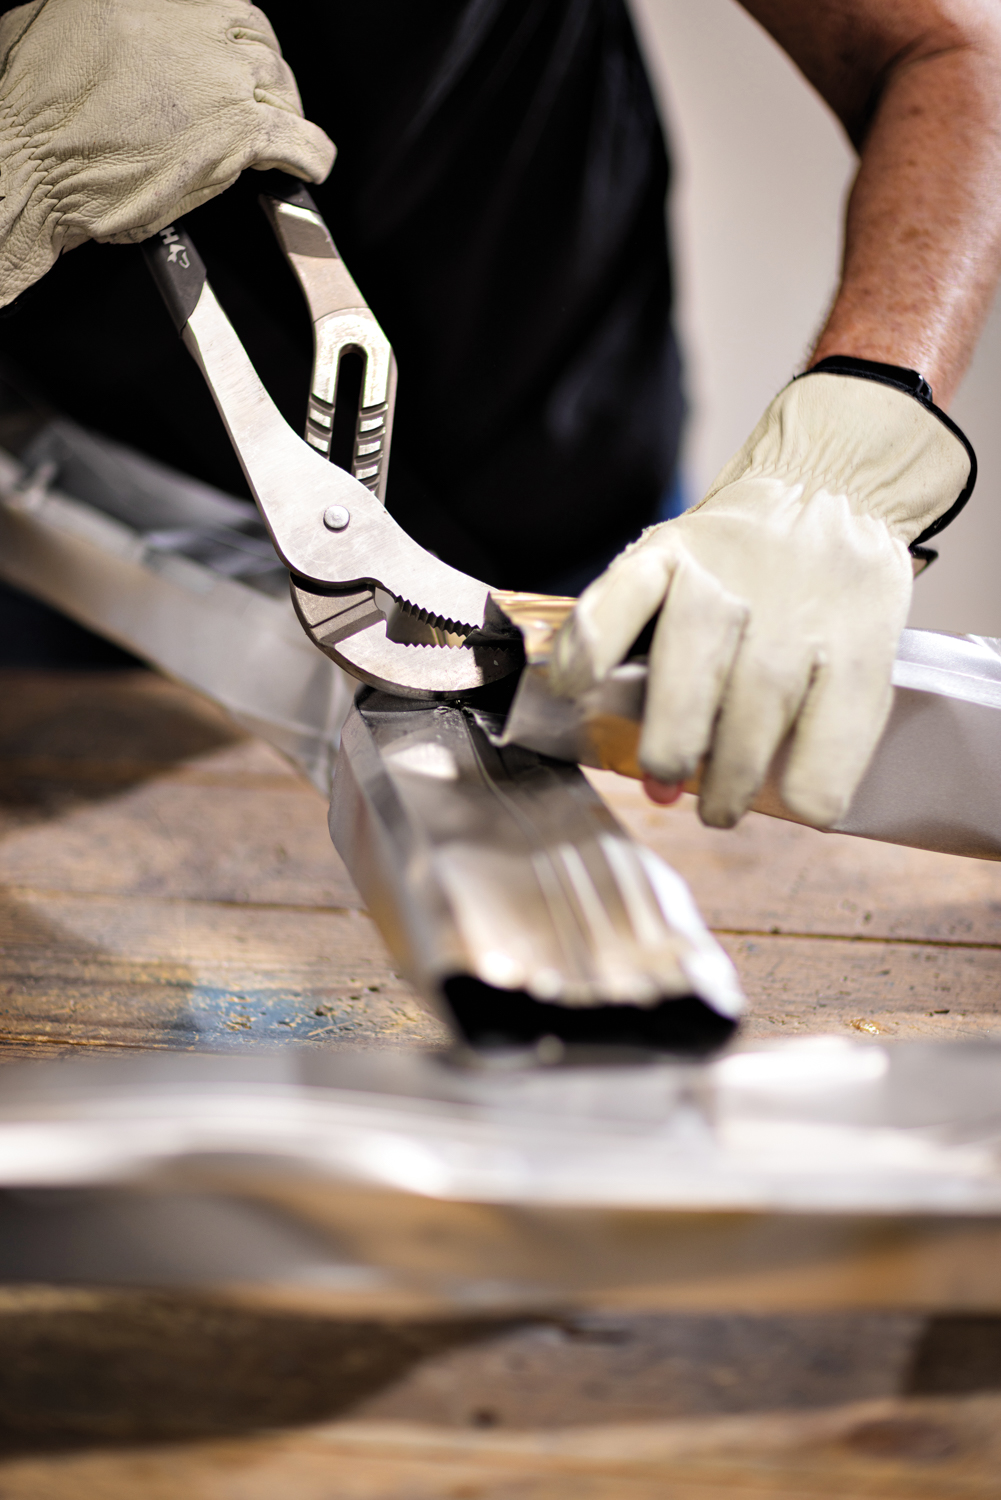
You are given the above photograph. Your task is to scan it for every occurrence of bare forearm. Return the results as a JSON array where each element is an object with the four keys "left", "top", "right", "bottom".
[
  {"left": 742, "top": 1, "right": 1001, "bottom": 406},
  {"left": 813, "top": 36, "right": 1001, "bottom": 403}
]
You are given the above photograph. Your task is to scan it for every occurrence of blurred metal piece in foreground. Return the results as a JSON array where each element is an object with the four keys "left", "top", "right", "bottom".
[{"left": 0, "top": 1042, "right": 1001, "bottom": 1311}]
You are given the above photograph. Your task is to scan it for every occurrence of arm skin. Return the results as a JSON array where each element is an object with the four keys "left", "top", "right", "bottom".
[
  {"left": 643, "top": 0, "right": 1001, "bottom": 808},
  {"left": 742, "top": 0, "right": 1001, "bottom": 408}
]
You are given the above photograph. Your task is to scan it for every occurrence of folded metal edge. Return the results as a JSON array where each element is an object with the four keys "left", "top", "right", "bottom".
[
  {"left": 494, "top": 606, "right": 1001, "bottom": 861},
  {"left": 328, "top": 691, "right": 743, "bottom": 1054}
]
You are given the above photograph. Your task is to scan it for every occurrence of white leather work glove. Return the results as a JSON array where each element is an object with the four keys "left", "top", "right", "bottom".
[
  {"left": 0, "top": 0, "right": 335, "bottom": 306},
  {"left": 551, "top": 365, "right": 974, "bottom": 830}
]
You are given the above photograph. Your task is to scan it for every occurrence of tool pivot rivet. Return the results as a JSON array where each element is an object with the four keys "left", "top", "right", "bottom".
[{"left": 323, "top": 504, "right": 351, "bottom": 532}]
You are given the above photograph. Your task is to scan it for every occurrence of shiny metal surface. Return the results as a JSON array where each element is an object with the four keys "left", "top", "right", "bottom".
[
  {"left": 290, "top": 580, "right": 520, "bottom": 699},
  {"left": 836, "top": 632, "right": 1001, "bottom": 856},
  {"left": 498, "top": 624, "right": 1001, "bottom": 861},
  {"left": 0, "top": 423, "right": 351, "bottom": 793},
  {"left": 261, "top": 195, "right": 397, "bottom": 500},
  {"left": 0, "top": 417, "right": 742, "bottom": 1051},
  {"left": 181, "top": 282, "right": 489, "bottom": 634},
  {"left": 0, "top": 1043, "right": 1000, "bottom": 1312},
  {"left": 173, "top": 197, "right": 520, "bottom": 695},
  {"left": 3, "top": 1040, "right": 1000, "bottom": 1214},
  {"left": 322, "top": 504, "right": 351, "bottom": 531},
  {"left": 329, "top": 691, "right": 744, "bottom": 1050}
]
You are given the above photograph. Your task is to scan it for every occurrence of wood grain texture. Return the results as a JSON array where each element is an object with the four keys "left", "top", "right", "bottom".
[
  {"left": 0, "top": 672, "right": 998, "bottom": 1054},
  {"left": 0, "top": 891, "right": 439, "bottom": 1051},
  {"left": 0, "top": 674, "right": 999, "bottom": 1493},
  {"left": 587, "top": 772, "right": 1001, "bottom": 1043},
  {"left": 0, "top": 670, "right": 443, "bottom": 1055},
  {"left": 0, "top": 1394, "right": 998, "bottom": 1498}
]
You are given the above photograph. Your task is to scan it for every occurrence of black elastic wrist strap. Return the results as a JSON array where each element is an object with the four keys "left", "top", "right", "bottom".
[{"left": 797, "top": 354, "right": 977, "bottom": 552}]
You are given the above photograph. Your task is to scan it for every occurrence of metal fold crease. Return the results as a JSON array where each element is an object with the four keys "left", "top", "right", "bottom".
[{"left": 329, "top": 690, "right": 743, "bottom": 1052}]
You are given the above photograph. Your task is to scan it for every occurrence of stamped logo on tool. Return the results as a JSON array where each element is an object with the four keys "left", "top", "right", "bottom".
[{"left": 158, "top": 226, "right": 189, "bottom": 269}]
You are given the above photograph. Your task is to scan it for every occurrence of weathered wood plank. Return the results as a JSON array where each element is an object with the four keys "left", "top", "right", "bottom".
[
  {"left": 0, "top": 890, "right": 443, "bottom": 1051},
  {"left": 722, "top": 933, "right": 1001, "bottom": 1042},
  {"left": 0, "top": 1394, "right": 998, "bottom": 1498},
  {"left": 1, "top": 670, "right": 998, "bottom": 1055},
  {"left": 0, "top": 751, "right": 358, "bottom": 908},
  {"left": 0, "top": 670, "right": 240, "bottom": 767},
  {"left": 0, "top": 1289, "right": 947, "bottom": 1442},
  {"left": 0, "top": 674, "right": 358, "bottom": 910},
  {"left": 589, "top": 773, "right": 1001, "bottom": 946},
  {"left": 0, "top": 671, "right": 443, "bottom": 1053}
]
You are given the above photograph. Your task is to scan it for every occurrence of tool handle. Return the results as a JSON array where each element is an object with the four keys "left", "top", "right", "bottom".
[
  {"left": 142, "top": 222, "right": 208, "bottom": 334},
  {"left": 252, "top": 169, "right": 320, "bottom": 215},
  {"left": 141, "top": 173, "right": 316, "bottom": 334},
  {"left": 135, "top": 181, "right": 492, "bottom": 640}
]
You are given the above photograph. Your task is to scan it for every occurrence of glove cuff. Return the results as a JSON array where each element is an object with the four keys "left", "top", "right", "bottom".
[{"left": 800, "top": 355, "right": 977, "bottom": 552}]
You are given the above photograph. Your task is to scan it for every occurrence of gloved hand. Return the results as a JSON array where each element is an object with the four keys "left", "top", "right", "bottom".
[
  {"left": 551, "top": 366, "right": 974, "bottom": 829},
  {"left": 0, "top": 0, "right": 335, "bottom": 306}
]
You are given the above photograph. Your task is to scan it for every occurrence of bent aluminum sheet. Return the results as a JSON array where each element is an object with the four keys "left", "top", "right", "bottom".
[
  {"left": 0, "top": 415, "right": 743, "bottom": 1043},
  {"left": 0, "top": 417, "right": 352, "bottom": 793},
  {"left": 0, "top": 415, "right": 742, "bottom": 1043},
  {"left": 329, "top": 691, "right": 744, "bottom": 1048},
  {"left": 0, "top": 1042, "right": 1000, "bottom": 1311},
  {"left": 1, "top": 407, "right": 998, "bottom": 864},
  {"left": 499, "top": 630, "right": 1001, "bottom": 861},
  {"left": 1, "top": 404, "right": 999, "bottom": 1052}
]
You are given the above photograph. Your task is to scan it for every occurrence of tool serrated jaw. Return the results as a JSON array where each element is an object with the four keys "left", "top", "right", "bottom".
[{"left": 182, "top": 282, "right": 491, "bottom": 632}]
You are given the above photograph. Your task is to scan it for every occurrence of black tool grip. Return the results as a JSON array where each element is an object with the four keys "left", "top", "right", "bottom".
[
  {"left": 253, "top": 169, "right": 319, "bottom": 215},
  {"left": 142, "top": 222, "right": 208, "bottom": 333}
]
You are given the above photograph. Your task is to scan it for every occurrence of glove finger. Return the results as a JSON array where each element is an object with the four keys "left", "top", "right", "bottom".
[
  {"left": 638, "top": 555, "right": 748, "bottom": 784},
  {"left": 234, "top": 5, "right": 284, "bottom": 55},
  {"left": 248, "top": 106, "right": 336, "bottom": 182},
  {"left": 549, "top": 543, "right": 677, "bottom": 696},
  {"left": 698, "top": 638, "right": 815, "bottom": 828},
  {"left": 227, "top": 12, "right": 306, "bottom": 116},
  {"left": 97, "top": 101, "right": 335, "bottom": 244},
  {"left": 780, "top": 646, "right": 896, "bottom": 828}
]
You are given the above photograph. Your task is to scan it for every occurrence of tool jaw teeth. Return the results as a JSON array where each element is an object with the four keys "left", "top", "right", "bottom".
[
  {"left": 390, "top": 595, "right": 477, "bottom": 645},
  {"left": 289, "top": 577, "right": 521, "bottom": 693},
  {"left": 388, "top": 594, "right": 524, "bottom": 649}
]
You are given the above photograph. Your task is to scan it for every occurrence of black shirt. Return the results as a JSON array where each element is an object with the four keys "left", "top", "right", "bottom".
[{"left": 0, "top": 0, "right": 682, "bottom": 592}]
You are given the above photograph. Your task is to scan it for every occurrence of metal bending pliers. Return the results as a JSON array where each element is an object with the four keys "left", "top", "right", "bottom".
[{"left": 142, "top": 174, "right": 520, "bottom": 698}]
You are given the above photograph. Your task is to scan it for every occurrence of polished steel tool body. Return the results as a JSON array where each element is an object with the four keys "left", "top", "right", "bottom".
[
  {"left": 143, "top": 176, "right": 519, "bottom": 699},
  {"left": 140, "top": 195, "right": 749, "bottom": 1049}
]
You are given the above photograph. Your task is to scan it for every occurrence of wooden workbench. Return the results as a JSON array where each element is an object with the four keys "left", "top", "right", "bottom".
[{"left": 0, "top": 666, "right": 999, "bottom": 1498}]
